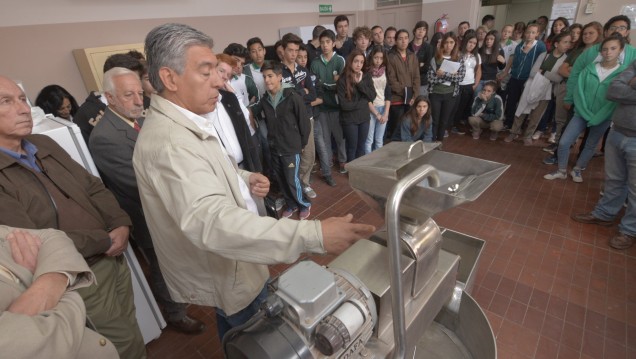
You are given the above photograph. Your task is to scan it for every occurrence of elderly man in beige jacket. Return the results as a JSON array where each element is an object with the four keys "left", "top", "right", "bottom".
[
  {"left": 0, "top": 226, "right": 118, "bottom": 358},
  {"left": 134, "top": 23, "right": 376, "bottom": 342}
]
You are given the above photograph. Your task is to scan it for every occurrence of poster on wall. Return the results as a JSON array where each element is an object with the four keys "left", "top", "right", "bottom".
[
  {"left": 621, "top": 5, "right": 636, "bottom": 29},
  {"left": 550, "top": 2, "right": 577, "bottom": 22}
]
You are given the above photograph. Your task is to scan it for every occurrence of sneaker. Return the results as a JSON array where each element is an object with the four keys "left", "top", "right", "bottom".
[
  {"left": 532, "top": 131, "right": 542, "bottom": 140},
  {"left": 324, "top": 176, "right": 337, "bottom": 187},
  {"left": 339, "top": 163, "right": 348, "bottom": 174},
  {"left": 303, "top": 186, "right": 317, "bottom": 199},
  {"left": 504, "top": 133, "right": 517, "bottom": 143},
  {"left": 543, "top": 143, "right": 557, "bottom": 154},
  {"left": 523, "top": 138, "right": 533, "bottom": 146},
  {"left": 544, "top": 170, "right": 567, "bottom": 180},
  {"left": 570, "top": 168, "right": 583, "bottom": 183},
  {"left": 452, "top": 127, "right": 466, "bottom": 135},
  {"left": 282, "top": 207, "right": 298, "bottom": 218},
  {"left": 542, "top": 155, "right": 557, "bottom": 165},
  {"left": 548, "top": 132, "right": 556, "bottom": 143},
  {"left": 274, "top": 198, "right": 285, "bottom": 211},
  {"left": 299, "top": 207, "right": 311, "bottom": 220},
  {"left": 472, "top": 130, "right": 481, "bottom": 140},
  {"left": 489, "top": 132, "right": 498, "bottom": 141},
  {"left": 444, "top": 130, "right": 449, "bottom": 138}
]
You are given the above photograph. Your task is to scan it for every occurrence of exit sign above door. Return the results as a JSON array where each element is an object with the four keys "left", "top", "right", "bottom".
[{"left": 319, "top": 4, "right": 332, "bottom": 13}]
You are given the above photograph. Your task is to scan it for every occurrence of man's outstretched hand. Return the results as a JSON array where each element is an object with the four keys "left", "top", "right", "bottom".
[{"left": 321, "top": 214, "right": 376, "bottom": 255}]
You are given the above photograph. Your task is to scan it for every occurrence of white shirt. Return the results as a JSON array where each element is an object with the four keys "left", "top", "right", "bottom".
[
  {"left": 460, "top": 53, "right": 481, "bottom": 85},
  {"left": 248, "top": 64, "right": 266, "bottom": 96},
  {"left": 210, "top": 98, "right": 244, "bottom": 165},
  {"left": 168, "top": 100, "right": 258, "bottom": 215},
  {"left": 230, "top": 74, "right": 250, "bottom": 107}
]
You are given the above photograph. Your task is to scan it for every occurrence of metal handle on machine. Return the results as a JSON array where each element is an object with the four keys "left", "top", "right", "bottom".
[
  {"left": 406, "top": 141, "right": 426, "bottom": 160},
  {"left": 386, "top": 164, "right": 440, "bottom": 359}
]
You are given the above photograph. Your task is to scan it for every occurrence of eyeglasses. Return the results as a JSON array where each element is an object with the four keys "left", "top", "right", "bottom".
[{"left": 609, "top": 25, "right": 628, "bottom": 32}]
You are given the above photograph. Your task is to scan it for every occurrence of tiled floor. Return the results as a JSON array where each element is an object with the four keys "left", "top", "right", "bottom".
[{"left": 145, "top": 132, "right": 636, "bottom": 358}]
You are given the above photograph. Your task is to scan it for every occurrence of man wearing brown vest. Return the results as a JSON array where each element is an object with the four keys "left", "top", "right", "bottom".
[{"left": 0, "top": 75, "right": 146, "bottom": 359}]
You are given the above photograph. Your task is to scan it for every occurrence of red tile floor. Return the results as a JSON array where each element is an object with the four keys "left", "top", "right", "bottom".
[{"left": 145, "top": 132, "right": 636, "bottom": 358}]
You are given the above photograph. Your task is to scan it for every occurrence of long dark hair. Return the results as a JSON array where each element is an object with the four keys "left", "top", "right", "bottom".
[
  {"left": 430, "top": 32, "right": 444, "bottom": 50},
  {"left": 365, "top": 45, "right": 387, "bottom": 72},
  {"left": 35, "top": 84, "right": 79, "bottom": 118},
  {"left": 435, "top": 32, "right": 460, "bottom": 62},
  {"left": 480, "top": 30, "right": 502, "bottom": 64},
  {"left": 569, "top": 23, "right": 584, "bottom": 50},
  {"left": 460, "top": 32, "right": 480, "bottom": 66},
  {"left": 405, "top": 95, "right": 431, "bottom": 135},
  {"left": 547, "top": 17, "right": 570, "bottom": 46},
  {"left": 343, "top": 49, "right": 366, "bottom": 100}
]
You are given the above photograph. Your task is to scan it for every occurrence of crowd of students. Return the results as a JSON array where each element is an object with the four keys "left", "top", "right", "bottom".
[{"left": 33, "top": 13, "right": 635, "bottom": 246}]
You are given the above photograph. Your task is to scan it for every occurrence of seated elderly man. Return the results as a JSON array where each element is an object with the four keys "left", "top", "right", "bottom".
[
  {"left": 89, "top": 67, "right": 205, "bottom": 333},
  {"left": 0, "top": 226, "right": 118, "bottom": 358},
  {"left": 0, "top": 75, "right": 146, "bottom": 358}
]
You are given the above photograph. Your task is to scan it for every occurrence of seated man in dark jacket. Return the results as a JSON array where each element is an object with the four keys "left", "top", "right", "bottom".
[{"left": 0, "top": 75, "right": 146, "bottom": 359}]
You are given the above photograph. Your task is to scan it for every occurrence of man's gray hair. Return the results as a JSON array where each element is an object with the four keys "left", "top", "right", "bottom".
[
  {"left": 102, "top": 67, "right": 138, "bottom": 95},
  {"left": 144, "top": 23, "right": 214, "bottom": 93}
]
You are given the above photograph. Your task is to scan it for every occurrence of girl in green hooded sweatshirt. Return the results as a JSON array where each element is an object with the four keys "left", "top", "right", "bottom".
[{"left": 545, "top": 34, "right": 627, "bottom": 183}]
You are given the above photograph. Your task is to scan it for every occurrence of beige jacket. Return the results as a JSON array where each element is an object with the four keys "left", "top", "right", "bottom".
[
  {"left": 133, "top": 95, "right": 325, "bottom": 315},
  {"left": 0, "top": 226, "right": 118, "bottom": 358}
]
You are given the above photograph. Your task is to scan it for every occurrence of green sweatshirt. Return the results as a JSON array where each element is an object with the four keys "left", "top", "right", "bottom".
[
  {"left": 573, "top": 61, "right": 626, "bottom": 126},
  {"left": 310, "top": 52, "right": 346, "bottom": 112},
  {"left": 565, "top": 43, "right": 636, "bottom": 105}
]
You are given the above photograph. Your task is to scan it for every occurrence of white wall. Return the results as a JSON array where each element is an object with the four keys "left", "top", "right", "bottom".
[{"left": 0, "top": 0, "right": 370, "bottom": 27}]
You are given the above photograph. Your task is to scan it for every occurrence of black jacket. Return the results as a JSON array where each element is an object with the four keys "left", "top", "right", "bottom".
[
  {"left": 74, "top": 92, "right": 107, "bottom": 144},
  {"left": 219, "top": 89, "right": 263, "bottom": 172},
  {"left": 256, "top": 87, "right": 310, "bottom": 155},
  {"left": 409, "top": 40, "right": 434, "bottom": 86},
  {"left": 337, "top": 72, "right": 377, "bottom": 125}
]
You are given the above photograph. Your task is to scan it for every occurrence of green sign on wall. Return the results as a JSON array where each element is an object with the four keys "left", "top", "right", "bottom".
[{"left": 319, "top": 4, "right": 332, "bottom": 14}]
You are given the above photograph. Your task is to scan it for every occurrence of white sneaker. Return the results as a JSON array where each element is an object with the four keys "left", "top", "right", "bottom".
[
  {"left": 544, "top": 170, "right": 567, "bottom": 180},
  {"left": 303, "top": 186, "right": 317, "bottom": 199},
  {"left": 570, "top": 168, "right": 583, "bottom": 183},
  {"left": 532, "top": 131, "right": 542, "bottom": 140},
  {"left": 548, "top": 132, "right": 556, "bottom": 143}
]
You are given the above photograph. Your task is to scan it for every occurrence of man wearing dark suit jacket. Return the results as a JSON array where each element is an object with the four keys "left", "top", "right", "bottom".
[{"left": 89, "top": 67, "right": 205, "bottom": 334}]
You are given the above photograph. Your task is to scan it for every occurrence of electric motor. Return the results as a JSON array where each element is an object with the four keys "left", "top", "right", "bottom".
[{"left": 225, "top": 261, "right": 376, "bottom": 359}]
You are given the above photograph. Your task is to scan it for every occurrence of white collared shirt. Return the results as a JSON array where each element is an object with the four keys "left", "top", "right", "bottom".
[
  {"left": 210, "top": 100, "right": 244, "bottom": 165},
  {"left": 168, "top": 100, "right": 258, "bottom": 215}
]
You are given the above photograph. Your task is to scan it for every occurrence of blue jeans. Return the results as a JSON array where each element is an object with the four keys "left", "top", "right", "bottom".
[
  {"left": 316, "top": 111, "right": 346, "bottom": 166},
  {"left": 216, "top": 284, "right": 268, "bottom": 341},
  {"left": 592, "top": 129, "right": 636, "bottom": 237},
  {"left": 342, "top": 121, "right": 370, "bottom": 162},
  {"left": 365, "top": 105, "right": 387, "bottom": 154},
  {"left": 556, "top": 114, "right": 611, "bottom": 171},
  {"left": 314, "top": 114, "right": 332, "bottom": 177}
]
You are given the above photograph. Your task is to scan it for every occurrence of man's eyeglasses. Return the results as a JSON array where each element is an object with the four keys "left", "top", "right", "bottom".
[{"left": 609, "top": 25, "right": 628, "bottom": 32}]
